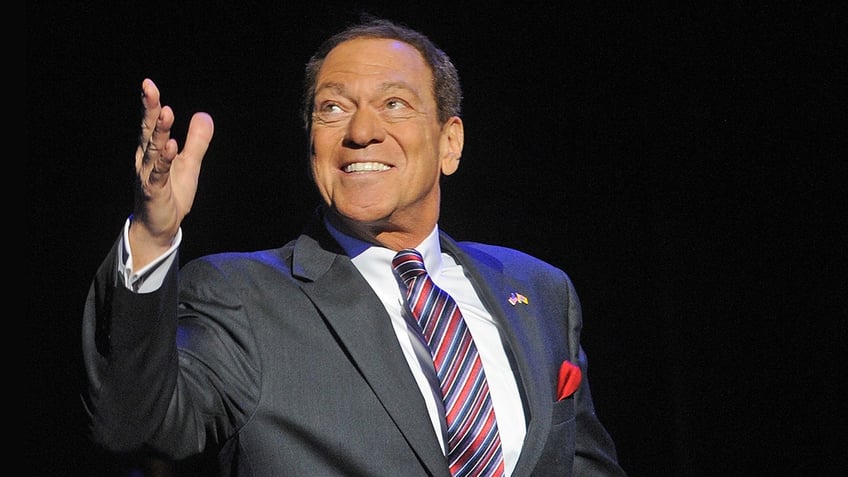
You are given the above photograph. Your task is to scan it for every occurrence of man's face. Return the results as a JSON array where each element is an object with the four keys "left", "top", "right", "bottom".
[{"left": 310, "top": 37, "right": 462, "bottom": 246}]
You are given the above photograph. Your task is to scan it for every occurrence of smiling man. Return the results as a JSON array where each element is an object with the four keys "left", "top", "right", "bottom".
[
  {"left": 309, "top": 37, "right": 462, "bottom": 251},
  {"left": 81, "top": 16, "right": 626, "bottom": 477}
]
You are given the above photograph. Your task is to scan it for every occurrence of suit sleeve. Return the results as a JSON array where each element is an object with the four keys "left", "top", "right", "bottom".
[
  {"left": 81, "top": 236, "right": 181, "bottom": 452},
  {"left": 80, "top": 237, "right": 259, "bottom": 460}
]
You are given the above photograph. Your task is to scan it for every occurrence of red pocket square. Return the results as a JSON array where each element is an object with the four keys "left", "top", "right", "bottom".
[{"left": 557, "top": 360, "right": 583, "bottom": 400}]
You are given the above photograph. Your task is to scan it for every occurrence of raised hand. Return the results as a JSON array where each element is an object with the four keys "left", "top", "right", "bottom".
[{"left": 129, "top": 78, "right": 214, "bottom": 269}]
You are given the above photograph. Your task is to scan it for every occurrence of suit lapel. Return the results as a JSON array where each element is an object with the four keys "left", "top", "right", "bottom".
[
  {"left": 440, "top": 233, "right": 554, "bottom": 476},
  {"left": 291, "top": 225, "right": 450, "bottom": 477}
]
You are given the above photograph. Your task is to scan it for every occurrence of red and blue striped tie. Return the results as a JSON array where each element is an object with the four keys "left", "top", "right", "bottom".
[{"left": 393, "top": 249, "right": 505, "bottom": 477}]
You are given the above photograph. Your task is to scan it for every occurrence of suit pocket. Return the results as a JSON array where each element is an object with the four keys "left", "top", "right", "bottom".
[{"left": 550, "top": 396, "right": 576, "bottom": 427}]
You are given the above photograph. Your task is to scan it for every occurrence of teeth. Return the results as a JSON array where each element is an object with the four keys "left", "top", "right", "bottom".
[{"left": 344, "top": 162, "right": 390, "bottom": 172}]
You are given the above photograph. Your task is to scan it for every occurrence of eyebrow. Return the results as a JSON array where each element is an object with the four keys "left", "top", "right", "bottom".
[
  {"left": 316, "top": 81, "right": 422, "bottom": 101},
  {"left": 316, "top": 82, "right": 345, "bottom": 95}
]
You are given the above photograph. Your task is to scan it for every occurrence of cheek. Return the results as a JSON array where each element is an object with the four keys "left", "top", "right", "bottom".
[
  {"left": 309, "top": 156, "right": 334, "bottom": 201},
  {"left": 310, "top": 132, "right": 335, "bottom": 181},
  {"left": 310, "top": 127, "right": 335, "bottom": 158}
]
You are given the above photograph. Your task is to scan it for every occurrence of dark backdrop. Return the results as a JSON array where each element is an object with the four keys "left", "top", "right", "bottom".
[{"left": 29, "top": 3, "right": 845, "bottom": 476}]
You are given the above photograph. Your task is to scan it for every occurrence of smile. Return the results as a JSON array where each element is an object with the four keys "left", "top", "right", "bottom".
[{"left": 344, "top": 162, "right": 391, "bottom": 173}]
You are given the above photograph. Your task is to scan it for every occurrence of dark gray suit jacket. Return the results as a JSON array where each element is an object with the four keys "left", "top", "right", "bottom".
[{"left": 82, "top": 211, "right": 625, "bottom": 476}]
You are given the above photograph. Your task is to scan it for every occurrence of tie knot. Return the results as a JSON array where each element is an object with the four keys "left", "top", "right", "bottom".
[{"left": 392, "top": 249, "right": 427, "bottom": 285}]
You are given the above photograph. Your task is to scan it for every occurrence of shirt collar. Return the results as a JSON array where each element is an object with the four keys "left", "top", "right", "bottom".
[{"left": 324, "top": 218, "right": 445, "bottom": 277}]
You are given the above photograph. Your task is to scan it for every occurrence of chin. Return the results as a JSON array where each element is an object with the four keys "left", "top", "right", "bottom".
[{"left": 331, "top": 205, "right": 390, "bottom": 226}]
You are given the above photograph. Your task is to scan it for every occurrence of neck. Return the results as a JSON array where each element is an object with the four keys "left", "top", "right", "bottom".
[{"left": 324, "top": 207, "right": 436, "bottom": 251}]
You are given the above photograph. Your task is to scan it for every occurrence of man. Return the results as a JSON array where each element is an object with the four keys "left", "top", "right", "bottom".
[{"left": 82, "top": 16, "right": 626, "bottom": 476}]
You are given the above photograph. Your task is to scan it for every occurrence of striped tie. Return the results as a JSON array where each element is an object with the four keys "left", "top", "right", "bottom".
[{"left": 393, "top": 249, "right": 505, "bottom": 477}]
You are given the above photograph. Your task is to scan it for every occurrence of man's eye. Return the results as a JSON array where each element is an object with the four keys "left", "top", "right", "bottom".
[
  {"left": 386, "top": 99, "right": 407, "bottom": 110},
  {"left": 313, "top": 102, "right": 347, "bottom": 124},
  {"left": 321, "top": 103, "right": 343, "bottom": 114}
]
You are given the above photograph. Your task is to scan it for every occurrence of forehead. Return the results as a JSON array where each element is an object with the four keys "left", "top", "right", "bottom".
[{"left": 318, "top": 38, "right": 433, "bottom": 86}]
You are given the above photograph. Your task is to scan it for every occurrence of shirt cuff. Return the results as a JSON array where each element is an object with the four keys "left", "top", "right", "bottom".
[{"left": 118, "top": 216, "right": 181, "bottom": 292}]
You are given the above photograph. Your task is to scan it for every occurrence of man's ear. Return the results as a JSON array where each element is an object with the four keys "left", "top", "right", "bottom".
[{"left": 440, "top": 117, "right": 464, "bottom": 175}]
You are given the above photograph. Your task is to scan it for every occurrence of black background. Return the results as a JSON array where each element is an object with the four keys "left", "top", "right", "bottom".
[{"left": 29, "top": 2, "right": 846, "bottom": 476}]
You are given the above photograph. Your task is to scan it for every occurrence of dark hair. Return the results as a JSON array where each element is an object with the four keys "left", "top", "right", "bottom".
[{"left": 301, "top": 16, "right": 462, "bottom": 130}]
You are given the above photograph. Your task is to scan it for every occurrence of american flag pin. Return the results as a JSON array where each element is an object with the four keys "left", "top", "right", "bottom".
[{"left": 508, "top": 292, "right": 529, "bottom": 306}]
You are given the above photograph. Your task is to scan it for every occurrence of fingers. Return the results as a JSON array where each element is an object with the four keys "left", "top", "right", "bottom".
[
  {"left": 139, "top": 78, "right": 162, "bottom": 154},
  {"left": 136, "top": 79, "right": 179, "bottom": 182},
  {"left": 149, "top": 107, "right": 176, "bottom": 175},
  {"left": 133, "top": 79, "right": 214, "bottom": 189}
]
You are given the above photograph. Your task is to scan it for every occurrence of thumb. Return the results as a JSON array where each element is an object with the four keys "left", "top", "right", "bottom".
[{"left": 182, "top": 112, "right": 215, "bottom": 163}]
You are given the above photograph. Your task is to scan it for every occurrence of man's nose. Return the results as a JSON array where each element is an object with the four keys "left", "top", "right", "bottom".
[{"left": 344, "top": 107, "right": 385, "bottom": 146}]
